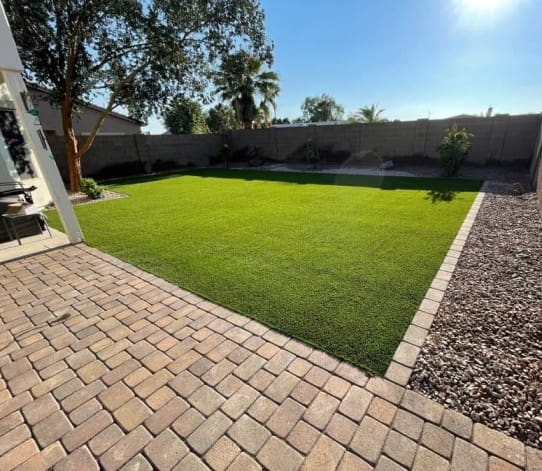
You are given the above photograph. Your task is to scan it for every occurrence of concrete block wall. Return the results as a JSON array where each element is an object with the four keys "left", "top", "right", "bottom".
[{"left": 47, "top": 114, "right": 541, "bottom": 183}]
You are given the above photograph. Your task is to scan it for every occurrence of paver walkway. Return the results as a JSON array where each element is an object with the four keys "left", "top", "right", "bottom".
[{"left": 0, "top": 245, "right": 540, "bottom": 470}]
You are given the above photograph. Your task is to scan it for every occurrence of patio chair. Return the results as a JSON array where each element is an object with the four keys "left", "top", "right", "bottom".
[{"left": 1, "top": 202, "right": 52, "bottom": 246}]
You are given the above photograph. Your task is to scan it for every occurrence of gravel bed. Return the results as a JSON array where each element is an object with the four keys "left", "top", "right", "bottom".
[
  {"left": 409, "top": 185, "right": 542, "bottom": 449},
  {"left": 68, "top": 189, "right": 127, "bottom": 206}
]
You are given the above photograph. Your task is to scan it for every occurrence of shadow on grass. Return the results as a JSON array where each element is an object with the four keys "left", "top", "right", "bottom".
[{"left": 106, "top": 168, "right": 482, "bottom": 194}]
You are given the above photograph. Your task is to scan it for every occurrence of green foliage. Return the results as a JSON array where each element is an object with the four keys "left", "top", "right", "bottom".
[
  {"left": 438, "top": 124, "right": 473, "bottom": 176},
  {"left": 48, "top": 170, "right": 480, "bottom": 373},
  {"left": 205, "top": 104, "right": 238, "bottom": 133},
  {"left": 300, "top": 94, "right": 344, "bottom": 122},
  {"left": 215, "top": 51, "right": 280, "bottom": 129},
  {"left": 350, "top": 104, "right": 388, "bottom": 123},
  {"left": 271, "top": 117, "right": 291, "bottom": 125},
  {"left": 79, "top": 178, "right": 104, "bottom": 199},
  {"left": 163, "top": 98, "right": 208, "bottom": 134},
  {"left": 5, "top": 0, "right": 272, "bottom": 158}
]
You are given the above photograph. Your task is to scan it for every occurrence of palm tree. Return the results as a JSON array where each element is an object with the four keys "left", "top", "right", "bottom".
[
  {"left": 353, "top": 104, "right": 387, "bottom": 123},
  {"left": 216, "top": 52, "right": 280, "bottom": 129}
]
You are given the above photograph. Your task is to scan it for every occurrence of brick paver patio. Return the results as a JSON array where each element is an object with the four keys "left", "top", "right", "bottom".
[{"left": 1, "top": 244, "right": 540, "bottom": 470}]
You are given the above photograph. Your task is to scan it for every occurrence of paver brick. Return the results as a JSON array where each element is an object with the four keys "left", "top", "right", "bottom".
[
  {"left": 99, "top": 381, "right": 134, "bottom": 411},
  {"left": 113, "top": 397, "right": 152, "bottom": 432},
  {"left": 288, "top": 420, "right": 320, "bottom": 454},
  {"left": 227, "top": 453, "right": 262, "bottom": 471},
  {"left": 145, "top": 397, "right": 189, "bottom": 434},
  {"left": 186, "top": 410, "right": 232, "bottom": 454},
  {"left": 145, "top": 428, "right": 188, "bottom": 470},
  {"left": 88, "top": 423, "right": 124, "bottom": 455},
  {"left": 204, "top": 436, "right": 240, "bottom": 471},
  {"left": 257, "top": 436, "right": 304, "bottom": 471},
  {"left": 264, "top": 371, "right": 299, "bottom": 402},
  {"left": 374, "top": 455, "right": 406, "bottom": 471},
  {"left": 33, "top": 410, "right": 73, "bottom": 447},
  {"left": 8, "top": 369, "right": 41, "bottom": 394},
  {"left": 22, "top": 393, "right": 58, "bottom": 425},
  {"left": 338, "top": 385, "right": 373, "bottom": 421},
  {"left": 422, "top": 422, "right": 455, "bottom": 458},
  {"left": 233, "top": 354, "right": 265, "bottom": 381},
  {"left": 323, "top": 375, "right": 350, "bottom": 398},
  {"left": 0, "top": 424, "right": 30, "bottom": 456},
  {"left": 0, "top": 439, "right": 38, "bottom": 471},
  {"left": 119, "top": 454, "right": 153, "bottom": 471},
  {"left": 473, "top": 423, "right": 525, "bottom": 467},
  {"left": 134, "top": 369, "right": 173, "bottom": 398},
  {"left": 350, "top": 416, "right": 389, "bottom": 464},
  {"left": 146, "top": 385, "right": 176, "bottom": 410},
  {"left": 383, "top": 430, "right": 418, "bottom": 468},
  {"left": 217, "top": 374, "right": 244, "bottom": 397},
  {"left": 291, "top": 381, "right": 319, "bottom": 406},
  {"left": 100, "top": 425, "right": 152, "bottom": 470},
  {"left": 14, "top": 441, "right": 66, "bottom": 471},
  {"left": 169, "top": 370, "right": 203, "bottom": 398},
  {"left": 326, "top": 413, "right": 357, "bottom": 445},
  {"left": 267, "top": 398, "right": 305, "bottom": 438},
  {"left": 442, "top": 409, "right": 473, "bottom": 440},
  {"left": 489, "top": 456, "right": 523, "bottom": 470},
  {"left": 526, "top": 447, "right": 542, "bottom": 471},
  {"left": 412, "top": 446, "right": 450, "bottom": 471},
  {"left": 248, "top": 395, "right": 277, "bottom": 423},
  {"left": 450, "top": 438, "right": 488, "bottom": 471},
  {"left": 302, "top": 434, "right": 345, "bottom": 470},
  {"left": 401, "top": 390, "right": 443, "bottom": 424},
  {"left": 55, "top": 446, "right": 100, "bottom": 471},
  {"left": 366, "top": 377, "right": 404, "bottom": 405},
  {"left": 70, "top": 398, "right": 103, "bottom": 425},
  {"left": 201, "top": 359, "right": 236, "bottom": 386},
  {"left": 304, "top": 365, "right": 330, "bottom": 387},
  {"left": 287, "top": 358, "right": 312, "bottom": 377},
  {"left": 304, "top": 390, "right": 339, "bottom": 430},
  {"left": 62, "top": 380, "right": 105, "bottom": 412},
  {"left": 62, "top": 409, "right": 113, "bottom": 451},
  {"left": 0, "top": 412, "right": 23, "bottom": 436},
  {"left": 189, "top": 385, "right": 225, "bottom": 416},
  {"left": 141, "top": 351, "right": 172, "bottom": 372},
  {"left": 172, "top": 408, "right": 205, "bottom": 438},
  {"left": 173, "top": 453, "right": 209, "bottom": 471},
  {"left": 221, "top": 384, "right": 259, "bottom": 419},
  {"left": 392, "top": 409, "right": 424, "bottom": 440},
  {"left": 265, "top": 350, "right": 295, "bottom": 375}
]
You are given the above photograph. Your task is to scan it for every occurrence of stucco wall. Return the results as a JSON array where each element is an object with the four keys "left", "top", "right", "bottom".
[{"left": 28, "top": 89, "right": 142, "bottom": 136}]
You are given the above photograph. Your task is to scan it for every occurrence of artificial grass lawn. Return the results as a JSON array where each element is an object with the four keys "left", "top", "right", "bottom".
[{"left": 49, "top": 169, "right": 481, "bottom": 374}]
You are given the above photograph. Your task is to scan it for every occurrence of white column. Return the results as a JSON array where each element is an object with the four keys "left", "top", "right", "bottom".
[{"left": 3, "top": 71, "right": 83, "bottom": 243}]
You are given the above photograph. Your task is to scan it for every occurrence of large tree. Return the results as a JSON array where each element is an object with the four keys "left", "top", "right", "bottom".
[
  {"left": 205, "top": 103, "right": 238, "bottom": 133},
  {"left": 6, "top": 0, "right": 271, "bottom": 191},
  {"left": 351, "top": 104, "right": 387, "bottom": 123},
  {"left": 215, "top": 51, "right": 279, "bottom": 129},
  {"left": 164, "top": 98, "right": 208, "bottom": 135},
  {"left": 300, "top": 94, "right": 344, "bottom": 122}
]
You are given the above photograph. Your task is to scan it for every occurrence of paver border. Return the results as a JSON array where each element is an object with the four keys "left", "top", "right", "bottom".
[{"left": 384, "top": 180, "right": 489, "bottom": 386}]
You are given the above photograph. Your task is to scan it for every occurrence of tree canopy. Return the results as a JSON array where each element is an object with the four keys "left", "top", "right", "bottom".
[
  {"left": 215, "top": 50, "right": 279, "bottom": 129},
  {"left": 205, "top": 103, "right": 238, "bottom": 133},
  {"left": 351, "top": 105, "right": 387, "bottom": 123},
  {"left": 5, "top": 0, "right": 272, "bottom": 190},
  {"left": 300, "top": 94, "right": 344, "bottom": 122},
  {"left": 163, "top": 98, "right": 208, "bottom": 135}
]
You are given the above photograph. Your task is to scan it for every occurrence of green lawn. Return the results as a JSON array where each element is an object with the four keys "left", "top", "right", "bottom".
[{"left": 49, "top": 169, "right": 481, "bottom": 374}]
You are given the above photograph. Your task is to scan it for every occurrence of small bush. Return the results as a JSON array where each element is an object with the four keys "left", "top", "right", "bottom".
[
  {"left": 79, "top": 178, "right": 104, "bottom": 200},
  {"left": 438, "top": 124, "right": 473, "bottom": 176}
]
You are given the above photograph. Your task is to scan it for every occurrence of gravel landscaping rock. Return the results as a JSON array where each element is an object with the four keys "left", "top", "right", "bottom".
[
  {"left": 68, "top": 189, "right": 127, "bottom": 206},
  {"left": 409, "top": 184, "right": 542, "bottom": 450}
]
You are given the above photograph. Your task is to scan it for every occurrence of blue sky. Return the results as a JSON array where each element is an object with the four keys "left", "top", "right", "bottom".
[{"left": 144, "top": 0, "right": 541, "bottom": 133}]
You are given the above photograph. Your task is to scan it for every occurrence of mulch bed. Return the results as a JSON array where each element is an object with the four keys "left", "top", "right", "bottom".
[{"left": 409, "top": 184, "right": 542, "bottom": 449}]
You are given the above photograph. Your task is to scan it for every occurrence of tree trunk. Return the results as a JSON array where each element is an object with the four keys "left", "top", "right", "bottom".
[{"left": 61, "top": 100, "right": 81, "bottom": 192}]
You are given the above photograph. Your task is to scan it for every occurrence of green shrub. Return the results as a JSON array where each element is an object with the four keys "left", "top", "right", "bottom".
[
  {"left": 80, "top": 178, "right": 104, "bottom": 199},
  {"left": 438, "top": 124, "right": 473, "bottom": 176}
]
